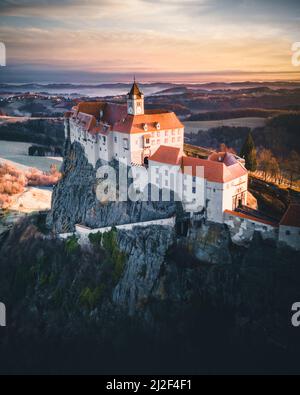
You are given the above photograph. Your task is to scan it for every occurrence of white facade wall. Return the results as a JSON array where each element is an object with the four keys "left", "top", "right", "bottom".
[
  {"left": 222, "top": 175, "right": 248, "bottom": 212},
  {"left": 68, "top": 116, "right": 184, "bottom": 167},
  {"left": 69, "top": 119, "right": 114, "bottom": 165},
  {"left": 111, "top": 131, "right": 131, "bottom": 163},
  {"left": 205, "top": 181, "right": 224, "bottom": 223},
  {"left": 279, "top": 225, "right": 300, "bottom": 251},
  {"left": 148, "top": 160, "right": 205, "bottom": 213}
]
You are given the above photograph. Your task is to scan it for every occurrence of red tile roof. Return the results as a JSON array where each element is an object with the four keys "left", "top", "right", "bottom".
[
  {"left": 114, "top": 112, "right": 183, "bottom": 134},
  {"left": 280, "top": 204, "right": 300, "bottom": 228},
  {"left": 75, "top": 102, "right": 106, "bottom": 118},
  {"left": 102, "top": 103, "right": 127, "bottom": 126},
  {"left": 149, "top": 145, "right": 182, "bottom": 165},
  {"left": 224, "top": 210, "right": 278, "bottom": 227},
  {"left": 149, "top": 149, "right": 247, "bottom": 184},
  {"left": 182, "top": 155, "right": 247, "bottom": 183},
  {"left": 70, "top": 100, "right": 183, "bottom": 135}
]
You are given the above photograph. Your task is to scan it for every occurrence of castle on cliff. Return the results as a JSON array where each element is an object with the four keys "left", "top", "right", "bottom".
[
  {"left": 63, "top": 81, "right": 300, "bottom": 250},
  {"left": 64, "top": 81, "right": 248, "bottom": 224}
]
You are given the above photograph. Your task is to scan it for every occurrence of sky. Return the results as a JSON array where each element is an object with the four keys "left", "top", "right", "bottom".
[{"left": 0, "top": 0, "right": 299, "bottom": 83}]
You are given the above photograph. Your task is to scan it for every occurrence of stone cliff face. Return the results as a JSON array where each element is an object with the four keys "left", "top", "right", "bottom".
[
  {"left": 1, "top": 213, "right": 300, "bottom": 374},
  {"left": 3, "top": 139, "right": 299, "bottom": 373},
  {"left": 113, "top": 226, "right": 175, "bottom": 314},
  {"left": 47, "top": 141, "right": 181, "bottom": 233}
]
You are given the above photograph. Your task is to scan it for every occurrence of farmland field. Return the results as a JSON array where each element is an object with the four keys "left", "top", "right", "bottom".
[
  {"left": 184, "top": 117, "right": 266, "bottom": 133},
  {"left": 0, "top": 140, "right": 62, "bottom": 172}
]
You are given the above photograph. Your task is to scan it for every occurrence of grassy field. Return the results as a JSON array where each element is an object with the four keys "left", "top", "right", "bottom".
[{"left": 184, "top": 117, "right": 266, "bottom": 133}]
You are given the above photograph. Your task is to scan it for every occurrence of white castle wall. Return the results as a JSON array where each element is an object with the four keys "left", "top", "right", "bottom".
[{"left": 75, "top": 217, "right": 176, "bottom": 245}]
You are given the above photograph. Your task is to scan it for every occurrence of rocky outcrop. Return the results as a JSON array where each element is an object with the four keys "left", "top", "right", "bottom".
[
  {"left": 113, "top": 225, "right": 175, "bottom": 314},
  {"left": 47, "top": 142, "right": 181, "bottom": 233},
  {"left": 1, "top": 214, "right": 300, "bottom": 374}
]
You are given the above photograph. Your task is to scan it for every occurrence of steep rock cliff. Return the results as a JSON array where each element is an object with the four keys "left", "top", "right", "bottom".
[
  {"left": 47, "top": 141, "right": 181, "bottom": 233},
  {"left": 1, "top": 214, "right": 300, "bottom": 374}
]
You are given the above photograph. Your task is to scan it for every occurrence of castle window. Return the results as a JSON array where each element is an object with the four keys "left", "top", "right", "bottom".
[
  {"left": 286, "top": 230, "right": 291, "bottom": 236},
  {"left": 114, "top": 137, "right": 117, "bottom": 143},
  {"left": 123, "top": 138, "right": 129, "bottom": 149},
  {"left": 165, "top": 170, "right": 168, "bottom": 176},
  {"left": 193, "top": 176, "right": 196, "bottom": 183},
  {"left": 165, "top": 131, "right": 169, "bottom": 136},
  {"left": 213, "top": 189, "right": 216, "bottom": 193},
  {"left": 172, "top": 130, "right": 175, "bottom": 136},
  {"left": 192, "top": 187, "right": 196, "bottom": 194},
  {"left": 164, "top": 138, "right": 168, "bottom": 144},
  {"left": 165, "top": 180, "right": 168, "bottom": 187},
  {"left": 146, "top": 138, "right": 150, "bottom": 144},
  {"left": 102, "top": 136, "right": 106, "bottom": 144},
  {"left": 172, "top": 138, "right": 175, "bottom": 143}
]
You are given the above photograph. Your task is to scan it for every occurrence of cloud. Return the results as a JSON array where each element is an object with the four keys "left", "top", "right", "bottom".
[
  {"left": 0, "top": 0, "right": 299, "bottom": 80},
  {"left": 0, "top": 0, "right": 123, "bottom": 18}
]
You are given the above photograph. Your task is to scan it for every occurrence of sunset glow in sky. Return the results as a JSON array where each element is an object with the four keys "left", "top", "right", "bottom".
[{"left": 0, "top": 0, "right": 299, "bottom": 82}]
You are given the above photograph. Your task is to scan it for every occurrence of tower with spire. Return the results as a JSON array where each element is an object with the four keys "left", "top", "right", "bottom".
[{"left": 127, "top": 78, "right": 144, "bottom": 115}]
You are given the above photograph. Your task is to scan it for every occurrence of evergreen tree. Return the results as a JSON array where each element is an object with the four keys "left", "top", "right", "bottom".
[{"left": 240, "top": 132, "right": 257, "bottom": 171}]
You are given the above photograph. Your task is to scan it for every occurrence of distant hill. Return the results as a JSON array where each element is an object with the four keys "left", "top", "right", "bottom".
[{"left": 185, "top": 112, "right": 300, "bottom": 158}]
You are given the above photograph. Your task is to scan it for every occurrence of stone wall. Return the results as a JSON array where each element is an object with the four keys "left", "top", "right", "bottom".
[{"left": 224, "top": 211, "right": 278, "bottom": 246}]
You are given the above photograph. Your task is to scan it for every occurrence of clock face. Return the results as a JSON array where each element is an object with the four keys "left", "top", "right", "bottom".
[
  {"left": 137, "top": 106, "right": 142, "bottom": 114},
  {"left": 128, "top": 106, "right": 133, "bottom": 114}
]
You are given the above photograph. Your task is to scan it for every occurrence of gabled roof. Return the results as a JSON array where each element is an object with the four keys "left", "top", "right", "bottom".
[
  {"left": 75, "top": 102, "right": 106, "bottom": 118},
  {"left": 70, "top": 100, "right": 183, "bottom": 135},
  {"left": 182, "top": 155, "right": 247, "bottom": 183},
  {"left": 114, "top": 111, "right": 183, "bottom": 134},
  {"left": 280, "top": 204, "right": 300, "bottom": 228},
  {"left": 149, "top": 145, "right": 182, "bottom": 166}
]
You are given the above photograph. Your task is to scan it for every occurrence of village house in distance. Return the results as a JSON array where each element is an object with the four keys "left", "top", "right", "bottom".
[{"left": 64, "top": 81, "right": 300, "bottom": 250}]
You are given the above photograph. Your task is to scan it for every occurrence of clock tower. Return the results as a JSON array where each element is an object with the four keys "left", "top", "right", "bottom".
[{"left": 127, "top": 79, "right": 144, "bottom": 115}]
